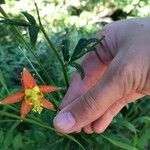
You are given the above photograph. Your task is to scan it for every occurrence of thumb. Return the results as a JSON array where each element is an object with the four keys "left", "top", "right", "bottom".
[{"left": 53, "top": 54, "right": 130, "bottom": 133}]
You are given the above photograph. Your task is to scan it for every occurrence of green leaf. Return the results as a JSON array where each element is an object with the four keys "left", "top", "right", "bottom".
[
  {"left": 0, "top": 19, "right": 30, "bottom": 26},
  {"left": 70, "top": 38, "right": 87, "bottom": 61},
  {"left": 0, "top": 0, "right": 5, "bottom": 4},
  {"left": 70, "top": 62, "right": 85, "bottom": 80},
  {"left": 70, "top": 37, "right": 101, "bottom": 61},
  {"left": 85, "top": 38, "right": 99, "bottom": 46},
  {"left": 78, "top": 37, "right": 104, "bottom": 58},
  {"left": 61, "top": 39, "right": 70, "bottom": 62},
  {"left": 28, "top": 25, "right": 39, "bottom": 46},
  {"left": 102, "top": 133, "right": 137, "bottom": 150},
  {"left": 22, "top": 12, "right": 36, "bottom": 25},
  {"left": 117, "top": 119, "right": 137, "bottom": 133},
  {"left": 13, "top": 133, "right": 22, "bottom": 150}
]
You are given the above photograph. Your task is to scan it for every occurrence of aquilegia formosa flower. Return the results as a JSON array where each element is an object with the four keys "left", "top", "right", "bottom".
[{"left": 0, "top": 68, "right": 59, "bottom": 118}]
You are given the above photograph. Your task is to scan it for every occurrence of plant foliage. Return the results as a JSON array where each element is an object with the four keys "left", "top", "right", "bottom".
[{"left": 0, "top": 0, "right": 149, "bottom": 149}]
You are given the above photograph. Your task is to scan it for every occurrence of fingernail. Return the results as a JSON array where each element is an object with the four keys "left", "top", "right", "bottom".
[{"left": 54, "top": 112, "right": 76, "bottom": 132}]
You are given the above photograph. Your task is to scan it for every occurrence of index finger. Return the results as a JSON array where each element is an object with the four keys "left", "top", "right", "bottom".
[{"left": 60, "top": 51, "right": 107, "bottom": 109}]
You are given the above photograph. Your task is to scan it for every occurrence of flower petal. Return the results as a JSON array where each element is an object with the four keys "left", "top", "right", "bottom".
[
  {"left": 0, "top": 91, "right": 24, "bottom": 105},
  {"left": 41, "top": 98, "right": 55, "bottom": 110},
  {"left": 39, "top": 85, "right": 60, "bottom": 93},
  {"left": 20, "top": 101, "right": 32, "bottom": 118},
  {"left": 22, "top": 68, "right": 36, "bottom": 89}
]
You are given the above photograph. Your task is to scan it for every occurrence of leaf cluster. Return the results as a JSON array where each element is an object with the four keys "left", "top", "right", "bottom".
[
  {"left": 0, "top": 12, "right": 39, "bottom": 47},
  {"left": 0, "top": 1, "right": 149, "bottom": 150},
  {"left": 61, "top": 36, "right": 104, "bottom": 79}
]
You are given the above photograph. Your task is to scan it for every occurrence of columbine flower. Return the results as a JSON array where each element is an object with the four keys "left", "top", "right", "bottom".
[{"left": 0, "top": 68, "right": 60, "bottom": 118}]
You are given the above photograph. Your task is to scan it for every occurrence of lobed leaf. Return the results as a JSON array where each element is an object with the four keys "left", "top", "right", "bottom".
[
  {"left": 22, "top": 12, "right": 36, "bottom": 25},
  {"left": 70, "top": 37, "right": 102, "bottom": 62},
  {"left": 70, "top": 38, "right": 87, "bottom": 61},
  {"left": 28, "top": 25, "right": 39, "bottom": 47}
]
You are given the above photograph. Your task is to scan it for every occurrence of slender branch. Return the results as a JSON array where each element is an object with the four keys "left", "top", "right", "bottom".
[{"left": 35, "top": 3, "right": 69, "bottom": 88}]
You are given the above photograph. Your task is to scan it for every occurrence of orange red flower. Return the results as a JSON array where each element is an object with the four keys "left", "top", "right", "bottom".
[{"left": 0, "top": 68, "right": 59, "bottom": 118}]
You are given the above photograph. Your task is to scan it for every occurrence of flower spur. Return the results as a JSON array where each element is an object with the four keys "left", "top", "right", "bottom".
[{"left": 0, "top": 68, "right": 60, "bottom": 118}]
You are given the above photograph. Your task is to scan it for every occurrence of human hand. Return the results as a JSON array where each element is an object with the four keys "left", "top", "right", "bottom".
[{"left": 53, "top": 18, "right": 150, "bottom": 134}]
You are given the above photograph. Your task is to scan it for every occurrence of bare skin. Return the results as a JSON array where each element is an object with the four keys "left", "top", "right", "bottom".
[{"left": 53, "top": 18, "right": 150, "bottom": 134}]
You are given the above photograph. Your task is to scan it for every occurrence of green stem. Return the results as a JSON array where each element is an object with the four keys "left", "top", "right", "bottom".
[
  {"left": 0, "top": 111, "right": 85, "bottom": 150},
  {"left": 14, "top": 28, "right": 55, "bottom": 86},
  {"left": 0, "top": 6, "right": 6, "bottom": 17},
  {"left": 0, "top": 6, "right": 61, "bottom": 101},
  {"left": 41, "top": 26, "right": 69, "bottom": 88},
  {"left": 19, "top": 46, "right": 46, "bottom": 84},
  {"left": 0, "top": 7, "right": 50, "bottom": 83},
  {"left": 35, "top": 3, "right": 69, "bottom": 88},
  {"left": 0, "top": 119, "right": 16, "bottom": 123}
]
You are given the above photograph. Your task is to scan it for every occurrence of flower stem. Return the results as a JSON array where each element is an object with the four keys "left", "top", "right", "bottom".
[
  {"left": 0, "top": 7, "right": 52, "bottom": 84},
  {"left": 0, "top": 6, "right": 60, "bottom": 102},
  {"left": 35, "top": 3, "right": 69, "bottom": 88},
  {"left": 0, "top": 111, "right": 85, "bottom": 150}
]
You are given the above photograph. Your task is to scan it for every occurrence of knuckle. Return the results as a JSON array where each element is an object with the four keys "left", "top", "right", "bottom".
[
  {"left": 119, "top": 98, "right": 128, "bottom": 106},
  {"left": 93, "top": 125, "right": 106, "bottom": 133},
  {"left": 107, "top": 107, "right": 116, "bottom": 117},
  {"left": 96, "top": 25, "right": 116, "bottom": 64},
  {"left": 83, "top": 126, "right": 93, "bottom": 134},
  {"left": 81, "top": 92, "right": 99, "bottom": 114},
  {"left": 108, "top": 100, "right": 125, "bottom": 117}
]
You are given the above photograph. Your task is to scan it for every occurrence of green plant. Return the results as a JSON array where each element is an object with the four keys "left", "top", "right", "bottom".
[{"left": 0, "top": 1, "right": 149, "bottom": 150}]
